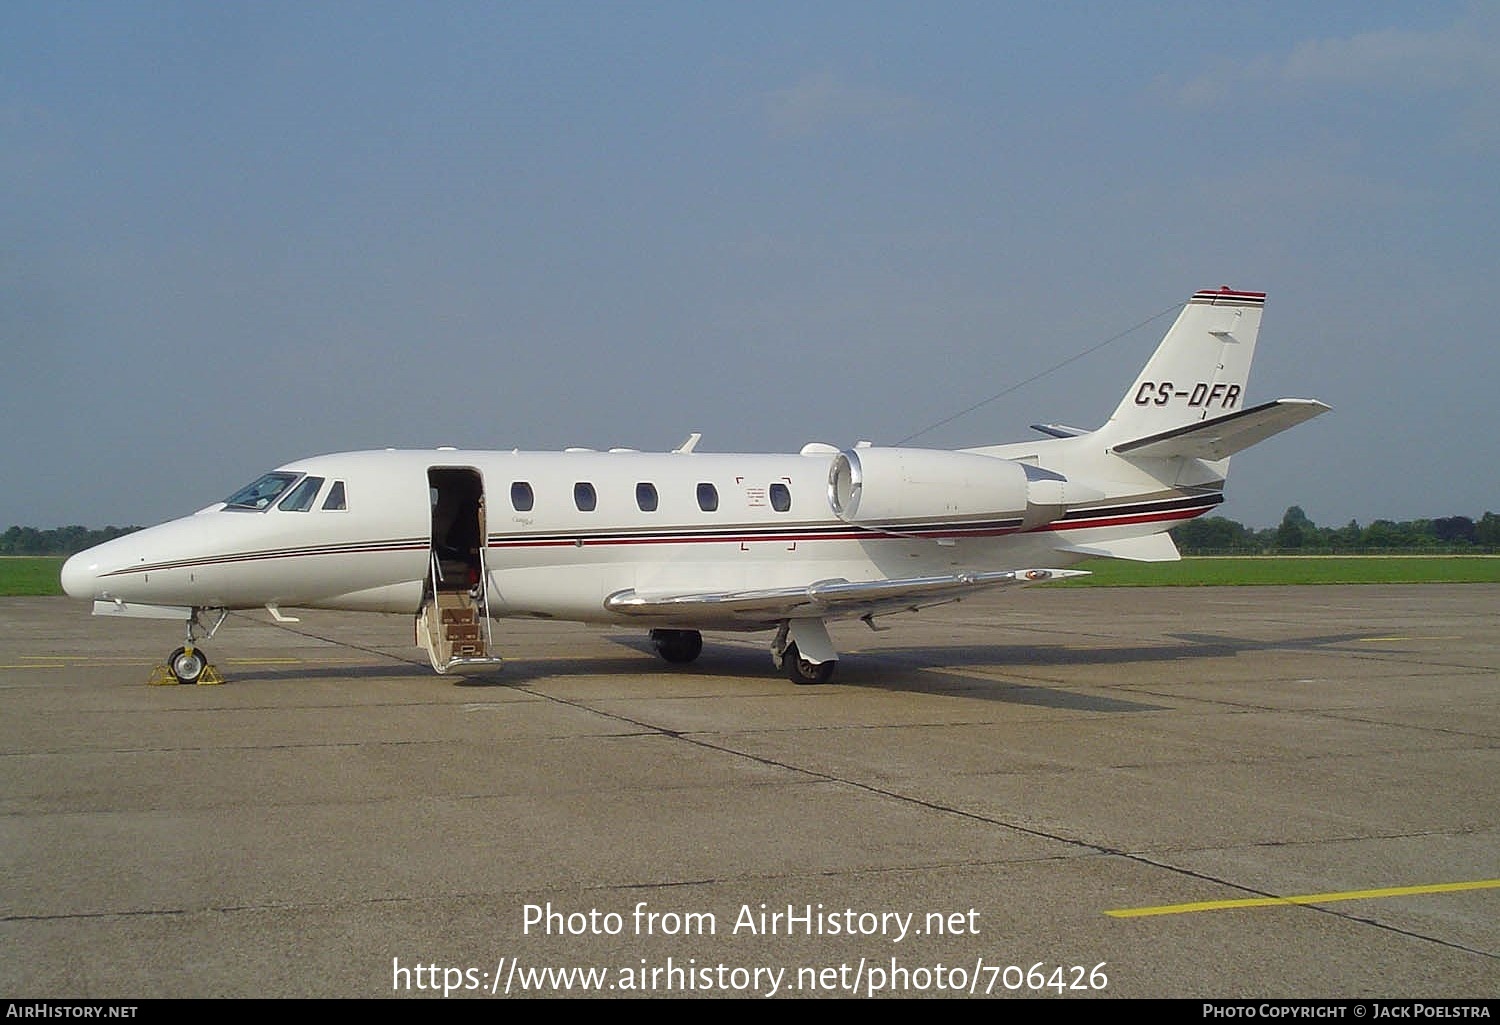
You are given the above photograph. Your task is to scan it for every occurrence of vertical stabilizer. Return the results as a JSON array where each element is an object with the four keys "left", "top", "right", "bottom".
[{"left": 1098, "top": 288, "right": 1265, "bottom": 445}]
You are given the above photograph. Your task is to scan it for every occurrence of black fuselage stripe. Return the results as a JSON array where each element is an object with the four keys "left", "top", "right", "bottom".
[{"left": 101, "top": 494, "right": 1221, "bottom": 576}]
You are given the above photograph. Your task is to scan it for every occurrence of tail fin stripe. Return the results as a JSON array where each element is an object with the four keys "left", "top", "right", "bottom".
[{"left": 1190, "top": 288, "right": 1265, "bottom": 306}]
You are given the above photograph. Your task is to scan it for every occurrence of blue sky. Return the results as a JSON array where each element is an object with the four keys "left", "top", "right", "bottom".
[{"left": 4, "top": 2, "right": 1497, "bottom": 529}]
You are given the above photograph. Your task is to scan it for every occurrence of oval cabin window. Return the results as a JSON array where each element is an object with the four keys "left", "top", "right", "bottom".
[
  {"left": 511, "top": 481, "right": 534, "bottom": 512},
  {"left": 696, "top": 482, "right": 718, "bottom": 512},
  {"left": 636, "top": 482, "right": 658, "bottom": 512},
  {"left": 574, "top": 482, "right": 597, "bottom": 512},
  {"left": 769, "top": 482, "right": 791, "bottom": 512}
]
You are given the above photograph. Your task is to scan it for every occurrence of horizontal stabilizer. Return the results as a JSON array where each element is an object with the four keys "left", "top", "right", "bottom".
[
  {"left": 1030, "top": 423, "right": 1090, "bottom": 439},
  {"left": 606, "top": 568, "right": 1088, "bottom": 623},
  {"left": 1111, "top": 399, "right": 1330, "bottom": 461},
  {"left": 1055, "top": 532, "right": 1181, "bottom": 563}
]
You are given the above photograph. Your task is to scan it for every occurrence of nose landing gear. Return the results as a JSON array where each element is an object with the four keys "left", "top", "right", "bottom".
[
  {"left": 161, "top": 645, "right": 213, "bottom": 685},
  {"left": 149, "top": 609, "right": 227, "bottom": 685}
]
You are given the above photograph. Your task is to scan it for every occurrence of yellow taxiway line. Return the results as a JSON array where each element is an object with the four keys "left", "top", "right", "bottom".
[{"left": 1107, "top": 878, "right": 1500, "bottom": 918}]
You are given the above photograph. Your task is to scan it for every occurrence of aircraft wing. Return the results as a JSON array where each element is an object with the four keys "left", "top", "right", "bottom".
[
  {"left": 1111, "top": 398, "right": 1330, "bottom": 461},
  {"left": 604, "top": 568, "right": 1088, "bottom": 624}
]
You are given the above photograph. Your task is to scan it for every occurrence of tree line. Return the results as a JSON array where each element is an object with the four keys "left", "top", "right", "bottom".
[
  {"left": 1171, "top": 507, "right": 1500, "bottom": 554},
  {"left": 1, "top": 525, "right": 142, "bottom": 556}
]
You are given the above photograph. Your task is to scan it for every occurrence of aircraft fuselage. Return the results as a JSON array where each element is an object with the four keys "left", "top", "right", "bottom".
[{"left": 64, "top": 446, "right": 1192, "bottom": 628}]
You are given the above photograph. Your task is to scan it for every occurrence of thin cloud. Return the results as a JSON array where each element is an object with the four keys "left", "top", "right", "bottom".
[
  {"left": 763, "top": 70, "right": 924, "bottom": 139},
  {"left": 1165, "top": 11, "right": 1500, "bottom": 107}
]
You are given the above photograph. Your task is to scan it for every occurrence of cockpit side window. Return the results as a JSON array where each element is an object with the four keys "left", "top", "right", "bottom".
[
  {"left": 321, "top": 480, "right": 347, "bottom": 511},
  {"left": 278, "top": 476, "right": 325, "bottom": 512},
  {"left": 224, "top": 472, "right": 300, "bottom": 511}
]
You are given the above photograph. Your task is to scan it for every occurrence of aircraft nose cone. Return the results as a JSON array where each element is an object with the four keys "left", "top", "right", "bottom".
[{"left": 60, "top": 552, "right": 100, "bottom": 600}]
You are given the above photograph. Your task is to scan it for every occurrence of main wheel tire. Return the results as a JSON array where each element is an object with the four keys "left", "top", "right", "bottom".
[
  {"left": 168, "top": 646, "right": 208, "bottom": 685},
  {"left": 783, "top": 642, "right": 835, "bottom": 685},
  {"left": 650, "top": 629, "right": 703, "bottom": 664}
]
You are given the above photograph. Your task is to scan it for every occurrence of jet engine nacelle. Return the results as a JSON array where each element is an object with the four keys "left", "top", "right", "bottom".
[
  {"left": 828, "top": 447, "right": 1034, "bottom": 525},
  {"left": 828, "top": 447, "right": 1108, "bottom": 529}
]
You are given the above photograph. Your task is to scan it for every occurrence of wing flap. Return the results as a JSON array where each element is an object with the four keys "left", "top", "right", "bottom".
[
  {"left": 605, "top": 568, "right": 1088, "bottom": 622},
  {"left": 1111, "top": 398, "right": 1330, "bottom": 461}
]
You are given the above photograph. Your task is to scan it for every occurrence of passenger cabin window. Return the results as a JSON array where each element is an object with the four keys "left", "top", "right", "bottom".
[
  {"left": 321, "top": 480, "right": 347, "bottom": 511},
  {"left": 769, "top": 482, "right": 791, "bottom": 512},
  {"left": 224, "top": 472, "right": 300, "bottom": 511},
  {"left": 511, "top": 481, "right": 534, "bottom": 512},
  {"left": 696, "top": 482, "right": 718, "bottom": 512},
  {"left": 636, "top": 482, "right": 658, "bottom": 512},
  {"left": 574, "top": 482, "right": 597, "bottom": 512},
  {"left": 278, "top": 476, "right": 325, "bottom": 512}
]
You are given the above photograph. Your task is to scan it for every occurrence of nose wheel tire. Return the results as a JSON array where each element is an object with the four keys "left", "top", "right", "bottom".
[
  {"left": 784, "top": 643, "right": 836, "bottom": 685},
  {"left": 168, "top": 646, "right": 208, "bottom": 685}
]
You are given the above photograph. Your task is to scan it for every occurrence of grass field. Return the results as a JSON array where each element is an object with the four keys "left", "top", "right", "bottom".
[
  {"left": 0, "top": 558, "right": 70, "bottom": 596},
  {"left": 1058, "top": 555, "right": 1500, "bottom": 586},
  {"left": 5, "top": 554, "right": 1499, "bottom": 598}
]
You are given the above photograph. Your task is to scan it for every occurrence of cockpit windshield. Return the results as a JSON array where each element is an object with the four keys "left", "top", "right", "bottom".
[
  {"left": 277, "top": 476, "right": 325, "bottom": 512},
  {"left": 224, "top": 472, "right": 301, "bottom": 511}
]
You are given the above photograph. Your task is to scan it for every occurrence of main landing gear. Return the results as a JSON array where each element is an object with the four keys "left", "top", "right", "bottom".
[
  {"left": 650, "top": 629, "right": 703, "bottom": 664},
  {"left": 771, "top": 619, "right": 838, "bottom": 685},
  {"left": 780, "top": 642, "right": 836, "bottom": 685},
  {"left": 150, "top": 609, "right": 227, "bottom": 685},
  {"left": 648, "top": 621, "right": 840, "bottom": 684}
]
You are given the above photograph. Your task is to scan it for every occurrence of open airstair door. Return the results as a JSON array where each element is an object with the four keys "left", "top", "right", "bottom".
[{"left": 417, "top": 466, "right": 504, "bottom": 673}]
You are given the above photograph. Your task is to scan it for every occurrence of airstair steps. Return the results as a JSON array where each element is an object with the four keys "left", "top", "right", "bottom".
[{"left": 417, "top": 586, "right": 503, "bottom": 672}]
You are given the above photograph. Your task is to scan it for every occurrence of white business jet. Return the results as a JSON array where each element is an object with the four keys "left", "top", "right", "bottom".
[{"left": 61, "top": 288, "right": 1327, "bottom": 685}]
